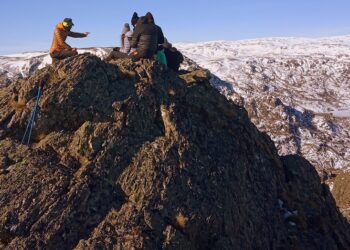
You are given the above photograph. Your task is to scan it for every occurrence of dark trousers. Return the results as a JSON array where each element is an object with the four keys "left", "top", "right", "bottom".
[
  {"left": 105, "top": 51, "right": 129, "bottom": 61},
  {"left": 50, "top": 49, "right": 78, "bottom": 61}
]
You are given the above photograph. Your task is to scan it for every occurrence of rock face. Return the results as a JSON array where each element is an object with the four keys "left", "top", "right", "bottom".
[
  {"left": 331, "top": 172, "right": 350, "bottom": 221},
  {"left": 2, "top": 39, "right": 350, "bottom": 173},
  {"left": 177, "top": 39, "right": 350, "bottom": 173},
  {"left": 0, "top": 54, "right": 349, "bottom": 249}
]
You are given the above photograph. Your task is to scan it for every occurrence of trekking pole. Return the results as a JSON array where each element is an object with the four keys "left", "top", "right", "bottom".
[{"left": 21, "top": 79, "right": 44, "bottom": 145}]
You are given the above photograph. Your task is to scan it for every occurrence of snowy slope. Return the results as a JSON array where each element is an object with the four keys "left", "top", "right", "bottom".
[
  {"left": 0, "top": 48, "right": 111, "bottom": 87},
  {"left": 176, "top": 36, "right": 350, "bottom": 172},
  {"left": 176, "top": 37, "right": 350, "bottom": 113},
  {"left": 1, "top": 37, "right": 349, "bottom": 172}
]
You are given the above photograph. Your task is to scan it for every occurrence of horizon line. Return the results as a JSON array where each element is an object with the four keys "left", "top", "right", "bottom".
[{"left": 1, "top": 34, "right": 350, "bottom": 56}]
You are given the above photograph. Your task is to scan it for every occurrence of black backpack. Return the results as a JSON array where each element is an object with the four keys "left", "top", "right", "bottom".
[{"left": 165, "top": 48, "right": 184, "bottom": 71}]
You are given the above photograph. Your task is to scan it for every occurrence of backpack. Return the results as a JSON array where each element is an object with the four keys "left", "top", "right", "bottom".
[{"left": 165, "top": 48, "right": 184, "bottom": 71}]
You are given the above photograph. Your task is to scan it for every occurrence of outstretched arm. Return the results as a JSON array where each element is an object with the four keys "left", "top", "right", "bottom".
[{"left": 68, "top": 31, "right": 90, "bottom": 38}]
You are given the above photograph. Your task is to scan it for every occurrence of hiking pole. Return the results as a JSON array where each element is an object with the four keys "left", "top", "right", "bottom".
[{"left": 21, "top": 79, "right": 44, "bottom": 145}]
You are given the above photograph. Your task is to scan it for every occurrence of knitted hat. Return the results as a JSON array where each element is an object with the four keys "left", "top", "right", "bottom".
[
  {"left": 145, "top": 12, "right": 155, "bottom": 24},
  {"left": 122, "top": 23, "right": 130, "bottom": 34},
  {"left": 131, "top": 12, "right": 139, "bottom": 26}
]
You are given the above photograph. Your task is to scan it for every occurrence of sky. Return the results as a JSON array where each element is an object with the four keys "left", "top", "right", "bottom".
[{"left": 1, "top": 0, "right": 350, "bottom": 54}]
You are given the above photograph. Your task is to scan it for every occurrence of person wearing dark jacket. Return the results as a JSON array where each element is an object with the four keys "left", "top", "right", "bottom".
[
  {"left": 130, "top": 16, "right": 158, "bottom": 61},
  {"left": 145, "top": 12, "right": 167, "bottom": 66},
  {"left": 145, "top": 12, "right": 164, "bottom": 45}
]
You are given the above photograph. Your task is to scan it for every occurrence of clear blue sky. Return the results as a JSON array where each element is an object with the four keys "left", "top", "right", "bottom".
[{"left": 1, "top": 0, "right": 350, "bottom": 54}]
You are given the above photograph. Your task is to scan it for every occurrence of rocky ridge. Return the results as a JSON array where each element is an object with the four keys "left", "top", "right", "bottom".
[{"left": 0, "top": 54, "right": 349, "bottom": 249}]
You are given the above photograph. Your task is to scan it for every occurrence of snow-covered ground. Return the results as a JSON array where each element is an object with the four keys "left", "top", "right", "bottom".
[
  {"left": 176, "top": 36, "right": 350, "bottom": 58},
  {"left": 1, "top": 36, "right": 350, "bottom": 172},
  {"left": 0, "top": 48, "right": 111, "bottom": 86},
  {"left": 333, "top": 108, "right": 350, "bottom": 118},
  {"left": 177, "top": 36, "right": 350, "bottom": 172},
  {"left": 176, "top": 36, "right": 350, "bottom": 113}
]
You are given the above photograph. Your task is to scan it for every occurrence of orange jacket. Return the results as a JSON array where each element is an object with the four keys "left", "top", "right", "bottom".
[{"left": 49, "top": 22, "right": 86, "bottom": 53}]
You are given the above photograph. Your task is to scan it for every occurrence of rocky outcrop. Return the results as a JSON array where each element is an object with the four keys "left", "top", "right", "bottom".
[
  {"left": 0, "top": 54, "right": 349, "bottom": 249},
  {"left": 0, "top": 70, "right": 15, "bottom": 88},
  {"left": 330, "top": 172, "right": 350, "bottom": 221}
]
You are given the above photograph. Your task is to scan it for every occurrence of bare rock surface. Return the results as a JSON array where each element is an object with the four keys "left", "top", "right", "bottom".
[{"left": 0, "top": 54, "right": 349, "bottom": 249}]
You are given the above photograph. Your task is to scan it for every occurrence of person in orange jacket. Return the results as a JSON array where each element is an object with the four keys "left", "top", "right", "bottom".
[{"left": 49, "top": 18, "right": 89, "bottom": 61}]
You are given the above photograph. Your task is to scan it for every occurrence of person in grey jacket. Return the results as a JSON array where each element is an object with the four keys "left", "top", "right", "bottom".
[
  {"left": 130, "top": 16, "right": 158, "bottom": 61},
  {"left": 105, "top": 23, "right": 133, "bottom": 61},
  {"left": 120, "top": 23, "right": 133, "bottom": 53}
]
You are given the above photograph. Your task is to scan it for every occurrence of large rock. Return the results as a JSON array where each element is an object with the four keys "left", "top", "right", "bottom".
[
  {"left": 0, "top": 54, "right": 349, "bottom": 249},
  {"left": 331, "top": 172, "right": 350, "bottom": 221}
]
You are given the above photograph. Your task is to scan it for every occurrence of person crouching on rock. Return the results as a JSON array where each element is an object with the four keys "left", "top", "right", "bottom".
[
  {"left": 145, "top": 12, "right": 167, "bottom": 67},
  {"left": 130, "top": 16, "right": 158, "bottom": 62},
  {"left": 49, "top": 18, "right": 89, "bottom": 63},
  {"left": 106, "top": 23, "right": 133, "bottom": 61}
]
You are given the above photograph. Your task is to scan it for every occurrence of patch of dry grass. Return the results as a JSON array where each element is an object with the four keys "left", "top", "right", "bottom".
[
  {"left": 175, "top": 213, "right": 188, "bottom": 230},
  {"left": 10, "top": 100, "right": 26, "bottom": 110}
]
